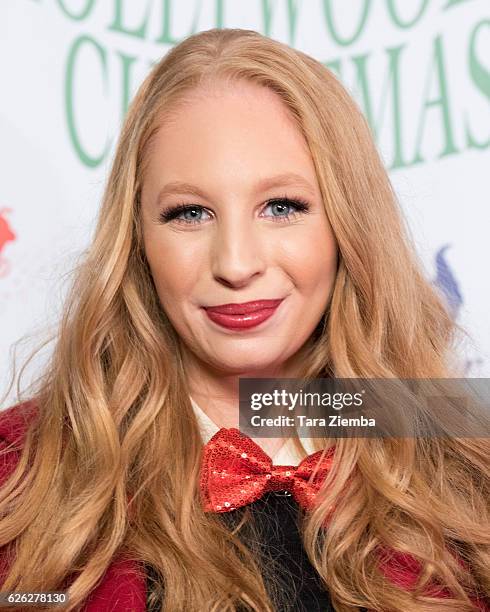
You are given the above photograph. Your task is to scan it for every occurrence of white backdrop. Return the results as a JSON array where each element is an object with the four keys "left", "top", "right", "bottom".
[{"left": 1, "top": 1, "right": 489, "bottom": 407}]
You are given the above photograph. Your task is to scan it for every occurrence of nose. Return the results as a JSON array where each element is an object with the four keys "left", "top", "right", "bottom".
[{"left": 210, "top": 217, "right": 266, "bottom": 288}]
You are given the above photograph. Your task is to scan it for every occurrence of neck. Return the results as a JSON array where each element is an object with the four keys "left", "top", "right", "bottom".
[{"left": 180, "top": 337, "right": 316, "bottom": 430}]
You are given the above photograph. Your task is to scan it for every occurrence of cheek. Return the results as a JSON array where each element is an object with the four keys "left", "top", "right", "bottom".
[
  {"left": 277, "top": 226, "right": 338, "bottom": 290},
  {"left": 145, "top": 239, "right": 201, "bottom": 308}
]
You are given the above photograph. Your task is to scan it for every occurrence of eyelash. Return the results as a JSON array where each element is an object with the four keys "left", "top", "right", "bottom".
[{"left": 158, "top": 196, "right": 311, "bottom": 226}]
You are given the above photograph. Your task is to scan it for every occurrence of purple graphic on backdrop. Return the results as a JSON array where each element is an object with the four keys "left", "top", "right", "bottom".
[
  {"left": 432, "top": 244, "right": 483, "bottom": 375},
  {"left": 433, "top": 244, "right": 463, "bottom": 318}
]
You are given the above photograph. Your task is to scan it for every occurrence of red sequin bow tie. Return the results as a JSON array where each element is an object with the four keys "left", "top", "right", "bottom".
[{"left": 199, "top": 427, "right": 335, "bottom": 513}]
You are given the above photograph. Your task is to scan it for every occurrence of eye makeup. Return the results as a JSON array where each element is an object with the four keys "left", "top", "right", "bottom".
[{"left": 158, "top": 195, "right": 311, "bottom": 226}]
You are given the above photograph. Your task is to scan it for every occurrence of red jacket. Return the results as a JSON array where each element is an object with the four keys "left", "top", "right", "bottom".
[
  {"left": 0, "top": 402, "right": 146, "bottom": 611},
  {"left": 0, "top": 401, "right": 487, "bottom": 611}
]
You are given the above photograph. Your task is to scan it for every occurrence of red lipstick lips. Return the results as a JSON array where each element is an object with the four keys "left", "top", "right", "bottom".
[{"left": 203, "top": 299, "right": 284, "bottom": 330}]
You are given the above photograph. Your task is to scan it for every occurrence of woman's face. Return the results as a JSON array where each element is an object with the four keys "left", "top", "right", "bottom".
[{"left": 141, "top": 80, "right": 338, "bottom": 375}]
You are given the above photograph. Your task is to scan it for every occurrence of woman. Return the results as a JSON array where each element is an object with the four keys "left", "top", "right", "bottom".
[{"left": 0, "top": 28, "right": 488, "bottom": 611}]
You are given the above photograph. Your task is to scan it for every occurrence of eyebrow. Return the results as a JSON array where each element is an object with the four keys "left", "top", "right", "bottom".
[{"left": 154, "top": 172, "right": 317, "bottom": 205}]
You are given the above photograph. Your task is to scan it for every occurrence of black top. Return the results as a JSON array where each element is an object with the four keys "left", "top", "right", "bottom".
[{"left": 146, "top": 490, "right": 335, "bottom": 611}]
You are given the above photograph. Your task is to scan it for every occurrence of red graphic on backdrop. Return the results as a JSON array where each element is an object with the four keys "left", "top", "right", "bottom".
[{"left": 0, "top": 208, "right": 16, "bottom": 277}]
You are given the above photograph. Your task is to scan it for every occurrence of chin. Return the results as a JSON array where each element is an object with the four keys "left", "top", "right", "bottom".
[{"left": 205, "top": 348, "right": 291, "bottom": 376}]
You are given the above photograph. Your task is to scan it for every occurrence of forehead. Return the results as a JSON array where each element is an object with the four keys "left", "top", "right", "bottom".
[
  {"left": 142, "top": 80, "right": 319, "bottom": 197},
  {"left": 161, "top": 78, "right": 296, "bottom": 125}
]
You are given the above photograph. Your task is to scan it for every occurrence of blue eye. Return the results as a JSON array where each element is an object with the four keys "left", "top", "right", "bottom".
[
  {"left": 262, "top": 198, "right": 310, "bottom": 221},
  {"left": 159, "top": 205, "right": 211, "bottom": 225}
]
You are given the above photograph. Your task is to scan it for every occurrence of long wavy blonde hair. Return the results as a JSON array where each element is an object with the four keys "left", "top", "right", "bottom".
[{"left": 0, "top": 28, "right": 488, "bottom": 612}]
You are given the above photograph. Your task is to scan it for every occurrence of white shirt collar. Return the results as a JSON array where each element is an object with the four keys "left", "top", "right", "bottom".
[{"left": 190, "top": 395, "right": 315, "bottom": 465}]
